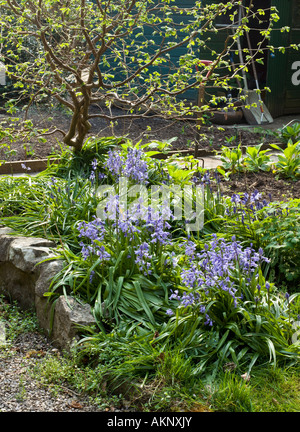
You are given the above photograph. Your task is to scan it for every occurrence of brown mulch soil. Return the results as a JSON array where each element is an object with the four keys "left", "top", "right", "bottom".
[
  {"left": 217, "top": 170, "right": 300, "bottom": 203},
  {"left": 0, "top": 106, "right": 299, "bottom": 202},
  {"left": 0, "top": 106, "right": 277, "bottom": 160}
]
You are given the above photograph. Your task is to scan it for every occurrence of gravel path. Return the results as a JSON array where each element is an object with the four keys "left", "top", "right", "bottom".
[{"left": 0, "top": 332, "right": 103, "bottom": 412}]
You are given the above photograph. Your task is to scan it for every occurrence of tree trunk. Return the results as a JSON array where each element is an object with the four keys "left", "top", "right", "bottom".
[{"left": 63, "top": 109, "right": 92, "bottom": 152}]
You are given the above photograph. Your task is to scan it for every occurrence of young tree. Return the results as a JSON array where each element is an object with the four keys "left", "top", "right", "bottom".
[{"left": 0, "top": 1, "right": 282, "bottom": 152}]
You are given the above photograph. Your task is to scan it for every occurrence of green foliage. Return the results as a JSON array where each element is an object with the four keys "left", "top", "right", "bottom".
[
  {"left": 220, "top": 144, "right": 273, "bottom": 174},
  {"left": 271, "top": 141, "right": 300, "bottom": 178},
  {"left": 0, "top": 174, "right": 98, "bottom": 250},
  {"left": 277, "top": 122, "right": 300, "bottom": 145},
  {"left": 0, "top": 295, "right": 40, "bottom": 342},
  {"left": 243, "top": 144, "right": 271, "bottom": 172},
  {"left": 220, "top": 144, "right": 243, "bottom": 173},
  {"left": 249, "top": 365, "right": 300, "bottom": 412},
  {"left": 206, "top": 372, "right": 253, "bottom": 412},
  {"left": 211, "top": 189, "right": 300, "bottom": 289},
  {"left": 256, "top": 199, "right": 300, "bottom": 289}
]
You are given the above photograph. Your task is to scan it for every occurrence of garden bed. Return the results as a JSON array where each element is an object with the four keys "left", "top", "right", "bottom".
[
  {"left": 0, "top": 106, "right": 288, "bottom": 161},
  {"left": 1, "top": 108, "right": 299, "bottom": 203},
  {"left": 0, "top": 115, "right": 299, "bottom": 411},
  {"left": 0, "top": 149, "right": 299, "bottom": 203}
]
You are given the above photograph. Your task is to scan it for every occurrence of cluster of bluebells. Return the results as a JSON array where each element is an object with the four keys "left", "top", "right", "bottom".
[
  {"left": 105, "top": 150, "right": 124, "bottom": 178},
  {"left": 115, "top": 218, "right": 141, "bottom": 240},
  {"left": 230, "top": 190, "right": 269, "bottom": 209},
  {"left": 105, "top": 148, "right": 148, "bottom": 184},
  {"left": 47, "top": 177, "right": 62, "bottom": 200},
  {"left": 227, "top": 190, "right": 270, "bottom": 224},
  {"left": 167, "top": 289, "right": 212, "bottom": 326},
  {"left": 106, "top": 194, "right": 172, "bottom": 246},
  {"left": 167, "top": 234, "right": 270, "bottom": 326},
  {"left": 145, "top": 209, "right": 172, "bottom": 246},
  {"left": 78, "top": 216, "right": 110, "bottom": 262},
  {"left": 89, "top": 158, "right": 107, "bottom": 184},
  {"left": 192, "top": 171, "right": 211, "bottom": 185},
  {"left": 77, "top": 194, "right": 173, "bottom": 275}
]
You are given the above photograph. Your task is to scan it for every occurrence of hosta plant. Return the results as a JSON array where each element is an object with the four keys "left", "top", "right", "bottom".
[{"left": 271, "top": 140, "right": 300, "bottom": 178}]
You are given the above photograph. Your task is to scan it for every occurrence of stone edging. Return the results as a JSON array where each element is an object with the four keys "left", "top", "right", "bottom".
[
  {"left": 0, "top": 227, "right": 96, "bottom": 350},
  {"left": 0, "top": 158, "right": 59, "bottom": 175}
]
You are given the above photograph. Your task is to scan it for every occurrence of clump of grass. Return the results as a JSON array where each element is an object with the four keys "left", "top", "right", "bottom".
[
  {"left": 203, "top": 371, "right": 254, "bottom": 412},
  {"left": 250, "top": 365, "right": 300, "bottom": 412}
]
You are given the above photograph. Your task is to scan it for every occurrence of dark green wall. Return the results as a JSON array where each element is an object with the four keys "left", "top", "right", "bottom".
[
  {"left": 266, "top": 0, "right": 300, "bottom": 116},
  {"left": 171, "top": 0, "right": 300, "bottom": 116},
  {"left": 98, "top": 0, "right": 300, "bottom": 116}
]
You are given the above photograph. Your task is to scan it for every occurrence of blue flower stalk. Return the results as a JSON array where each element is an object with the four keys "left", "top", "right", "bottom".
[
  {"left": 167, "top": 234, "right": 271, "bottom": 327},
  {"left": 105, "top": 148, "right": 148, "bottom": 184}
]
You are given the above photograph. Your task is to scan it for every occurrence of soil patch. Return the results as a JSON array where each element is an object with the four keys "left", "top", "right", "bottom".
[
  {"left": 0, "top": 106, "right": 299, "bottom": 202},
  {"left": 217, "top": 170, "right": 300, "bottom": 203},
  {"left": 0, "top": 106, "right": 278, "bottom": 161}
]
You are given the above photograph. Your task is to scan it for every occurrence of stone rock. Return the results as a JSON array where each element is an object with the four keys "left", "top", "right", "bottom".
[
  {"left": 0, "top": 234, "right": 16, "bottom": 262},
  {"left": 51, "top": 296, "right": 96, "bottom": 350},
  {"left": 0, "top": 262, "right": 36, "bottom": 310},
  {"left": 35, "top": 259, "right": 65, "bottom": 298},
  {"left": 0, "top": 226, "right": 14, "bottom": 235},
  {"left": 35, "top": 295, "right": 53, "bottom": 337},
  {"left": 8, "top": 237, "right": 56, "bottom": 273}
]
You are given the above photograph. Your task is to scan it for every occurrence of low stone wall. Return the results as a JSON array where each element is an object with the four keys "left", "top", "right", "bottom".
[{"left": 0, "top": 227, "right": 96, "bottom": 350}]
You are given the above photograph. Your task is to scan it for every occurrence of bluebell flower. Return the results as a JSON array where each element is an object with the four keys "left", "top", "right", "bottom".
[
  {"left": 78, "top": 217, "right": 105, "bottom": 242},
  {"left": 105, "top": 193, "right": 120, "bottom": 220},
  {"left": 181, "top": 240, "right": 197, "bottom": 259},
  {"left": 80, "top": 242, "right": 94, "bottom": 260},
  {"left": 166, "top": 309, "right": 175, "bottom": 316},
  {"left": 123, "top": 148, "right": 148, "bottom": 184},
  {"left": 21, "top": 163, "right": 31, "bottom": 171},
  {"left": 91, "top": 158, "right": 98, "bottom": 170},
  {"left": 204, "top": 314, "right": 213, "bottom": 326},
  {"left": 134, "top": 242, "right": 153, "bottom": 275},
  {"left": 116, "top": 219, "right": 140, "bottom": 239},
  {"left": 77, "top": 217, "right": 109, "bottom": 261},
  {"left": 146, "top": 211, "right": 171, "bottom": 246},
  {"left": 89, "top": 170, "right": 96, "bottom": 183},
  {"left": 89, "top": 270, "right": 95, "bottom": 283},
  {"left": 98, "top": 172, "right": 106, "bottom": 181},
  {"left": 105, "top": 150, "right": 124, "bottom": 178},
  {"left": 169, "top": 289, "right": 181, "bottom": 301},
  {"left": 105, "top": 148, "right": 148, "bottom": 184},
  {"left": 199, "top": 305, "right": 206, "bottom": 314},
  {"left": 96, "top": 246, "right": 111, "bottom": 261},
  {"left": 250, "top": 190, "right": 262, "bottom": 203},
  {"left": 171, "top": 235, "right": 271, "bottom": 323}
]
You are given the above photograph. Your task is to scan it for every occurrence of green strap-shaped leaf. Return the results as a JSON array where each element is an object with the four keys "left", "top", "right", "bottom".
[{"left": 133, "top": 280, "right": 156, "bottom": 326}]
